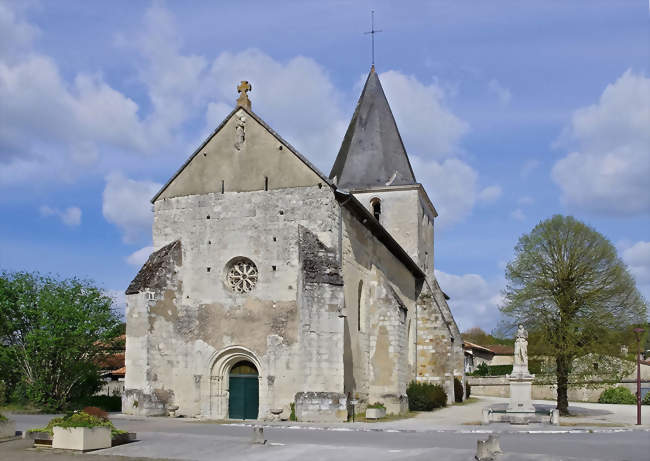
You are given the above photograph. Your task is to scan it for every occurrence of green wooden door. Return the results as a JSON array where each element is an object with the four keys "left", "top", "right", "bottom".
[{"left": 228, "top": 362, "right": 259, "bottom": 420}]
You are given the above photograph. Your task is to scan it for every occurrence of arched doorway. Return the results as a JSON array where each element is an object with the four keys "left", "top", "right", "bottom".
[{"left": 228, "top": 361, "right": 259, "bottom": 419}]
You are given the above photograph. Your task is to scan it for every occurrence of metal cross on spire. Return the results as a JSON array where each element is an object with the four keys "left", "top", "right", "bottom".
[{"left": 364, "top": 10, "right": 382, "bottom": 68}]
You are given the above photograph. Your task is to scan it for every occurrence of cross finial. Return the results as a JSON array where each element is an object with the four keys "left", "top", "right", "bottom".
[
  {"left": 236, "top": 80, "right": 252, "bottom": 110},
  {"left": 364, "top": 10, "right": 382, "bottom": 68}
]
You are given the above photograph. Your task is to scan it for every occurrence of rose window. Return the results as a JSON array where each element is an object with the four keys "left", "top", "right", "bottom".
[{"left": 225, "top": 258, "right": 258, "bottom": 293}]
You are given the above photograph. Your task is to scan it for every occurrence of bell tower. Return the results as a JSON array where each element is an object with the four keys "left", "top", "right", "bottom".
[{"left": 329, "top": 67, "right": 437, "bottom": 277}]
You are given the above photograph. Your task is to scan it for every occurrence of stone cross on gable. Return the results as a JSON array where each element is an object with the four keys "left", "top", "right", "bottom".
[{"left": 236, "top": 80, "right": 252, "bottom": 110}]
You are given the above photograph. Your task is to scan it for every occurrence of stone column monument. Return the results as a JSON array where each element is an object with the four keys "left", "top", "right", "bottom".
[{"left": 506, "top": 324, "right": 535, "bottom": 413}]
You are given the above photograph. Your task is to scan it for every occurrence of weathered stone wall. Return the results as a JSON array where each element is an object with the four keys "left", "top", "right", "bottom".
[
  {"left": 297, "top": 226, "right": 345, "bottom": 395},
  {"left": 124, "top": 240, "right": 183, "bottom": 416},
  {"left": 468, "top": 375, "right": 650, "bottom": 402},
  {"left": 350, "top": 185, "right": 463, "bottom": 407},
  {"left": 124, "top": 184, "right": 341, "bottom": 420},
  {"left": 295, "top": 392, "right": 347, "bottom": 423},
  {"left": 352, "top": 186, "right": 435, "bottom": 279},
  {"left": 415, "top": 282, "right": 452, "bottom": 403},
  {"left": 340, "top": 207, "right": 415, "bottom": 414},
  {"left": 490, "top": 355, "right": 514, "bottom": 366},
  {"left": 158, "top": 108, "right": 323, "bottom": 199}
]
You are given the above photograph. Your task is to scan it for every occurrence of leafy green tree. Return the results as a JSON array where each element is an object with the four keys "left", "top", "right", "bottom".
[
  {"left": 461, "top": 327, "right": 513, "bottom": 346},
  {"left": 0, "top": 272, "right": 121, "bottom": 410},
  {"left": 500, "top": 216, "right": 646, "bottom": 415}
]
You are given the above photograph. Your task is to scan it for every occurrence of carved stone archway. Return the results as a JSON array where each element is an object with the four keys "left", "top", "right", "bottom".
[{"left": 206, "top": 346, "right": 265, "bottom": 419}]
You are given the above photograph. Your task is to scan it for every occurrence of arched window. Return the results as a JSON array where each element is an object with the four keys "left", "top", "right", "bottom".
[{"left": 370, "top": 198, "right": 381, "bottom": 221}]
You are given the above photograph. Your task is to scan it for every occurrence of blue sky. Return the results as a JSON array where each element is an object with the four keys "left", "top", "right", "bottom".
[{"left": 1, "top": 0, "right": 648, "bottom": 331}]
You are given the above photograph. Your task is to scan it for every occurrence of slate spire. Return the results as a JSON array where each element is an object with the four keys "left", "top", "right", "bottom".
[{"left": 329, "top": 67, "right": 416, "bottom": 189}]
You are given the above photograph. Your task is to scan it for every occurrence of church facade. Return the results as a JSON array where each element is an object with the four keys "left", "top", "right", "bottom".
[{"left": 123, "top": 68, "right": 464, "bottom": 421}]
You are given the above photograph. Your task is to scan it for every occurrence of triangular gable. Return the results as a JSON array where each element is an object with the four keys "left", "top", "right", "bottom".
[{"left": 152, "top": 106, "right": 332, "bottom": 202}]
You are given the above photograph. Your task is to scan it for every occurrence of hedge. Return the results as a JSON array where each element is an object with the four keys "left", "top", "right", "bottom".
[
  {"left": 406, "top": 381, "right": 447, "bottom": 411},
  {"left": 598, "top": 387, "right": 636, "bottom": 405}
]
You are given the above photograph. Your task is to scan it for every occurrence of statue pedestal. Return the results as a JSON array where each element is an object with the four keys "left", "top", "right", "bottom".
[{"left": 506, "top": 373, "right": 535, "bottom": 413}]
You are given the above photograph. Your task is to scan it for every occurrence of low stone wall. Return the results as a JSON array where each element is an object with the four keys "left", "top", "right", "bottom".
[
  {"left": 295, "top": 392, "right": 347, "bottom": 422},
  {"left": 468, "top": 376, "right": 650, "bottom": 402}
]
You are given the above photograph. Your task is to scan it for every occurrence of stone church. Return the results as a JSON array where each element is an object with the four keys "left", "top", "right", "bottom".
[{"left": 123, "top": 67, "right": 464, "bottom": 421}]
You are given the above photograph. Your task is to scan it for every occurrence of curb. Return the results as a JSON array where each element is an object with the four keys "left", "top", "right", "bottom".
[{"left": 223, "top": 421, "right": 650, "bottom": 435}]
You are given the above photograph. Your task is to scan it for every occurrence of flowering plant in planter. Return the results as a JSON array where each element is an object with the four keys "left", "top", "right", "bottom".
[{"left": 30, "top": 409, "right": 126, "bottom": 438}]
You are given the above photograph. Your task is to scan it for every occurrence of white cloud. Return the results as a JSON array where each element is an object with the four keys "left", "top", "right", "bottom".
[
  {"left": 102, "top": 172, "right": 160, "bottom": 243},
  {"left": 436, "top": 269, "right": 504, "bottom": 331},
  {"left": 126, "top": 245, "right": 154, "bottom": 266},
  {"left": 478, "top": 185, "right": 502, "bottom": 203},
  {"left": 380, "top": 70, "right": 468, "bottom": 159},
  {"left": 411, "top": 156, "right": 478, "bottom": 230},
  {"left": 2, "top": 3, "right": 483, "bottom": 232},
  {"left": 39, "top": 205, "right": 82, "bottom": 227},
  {"left": 520, "top": 159, "right": 540, "bottom": 178},
  {"left": 0, "top": 2, "right": 37, "bottom": 61},
  {"left": 0, "top": 52, "right": 149, "bottom": 185},
  {"left": 552, "top": 70, "right": 650, "bottom": 215},
  {"left": 487, "top": 79, "right": 512, "bottom": 105},
  {"left": 510, "top": 208, "right": 525, "bottom": 221}
]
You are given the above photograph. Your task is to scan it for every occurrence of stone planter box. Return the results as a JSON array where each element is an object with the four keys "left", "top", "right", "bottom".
[
  {"left": 0, "top": 419, "right": 16, "bottom": 438},
  {"left": 365, "top": 408, "right": 386, "bottom": 419},
  {"left": 52, "top": 426, "right": 111, "bottom": 451}
]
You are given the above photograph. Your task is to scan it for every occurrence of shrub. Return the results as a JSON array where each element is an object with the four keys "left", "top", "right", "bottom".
[
  {"left": 289, "top": 402, "right": 296, "bottom": 421},
  {"left": 465, "top": 381, "right": 471, "bottom": 399},
  {"left": 642, "top": 393, "right": 650, "bottom": 405},
  {"left": 406, "top": 381, "right": 447, "bottom": 411},
  {"left": 367, "top": 402, "right": 386, "bottom": 410},
  {"left": 82, "top": 406, "right": 108, "bottom": 420},
  {"left": 453, "top": 377, "right": 463, "bottom": 403},
  {"left": 0, "top": 412, "right": 7, "bottom": 422},
  {"left": 487, "top": 365, "right": 513, "bottom": 376},
  {"left": 473, "top": 363, "right": 489, "bottom": 376},
  {"left": 69, "top": 395, "right": 122, "bottom": 412},
  {"left": 598, "top": 387, "right": 636, "bottom": 405}
]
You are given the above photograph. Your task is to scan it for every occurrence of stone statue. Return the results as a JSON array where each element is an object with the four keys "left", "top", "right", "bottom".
[
  {"left": 513, "top": 324, "right": 529, "bottom": 375},
  {"left": 234, "top": 115, "right": 246, "bottom": 151},
  {"left": 506, "top": 323, "right": 535, "bottom": 414}
]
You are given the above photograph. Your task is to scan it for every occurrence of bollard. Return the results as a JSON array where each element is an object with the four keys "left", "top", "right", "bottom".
[
  {"left": 482, "top": 407, "right": 491, "bottom": 425},
  {"left": 486, "top": 434, "right": 502, "bottom": 454},
  {"left": 550, "top": 408, "right": 560, "bottom": 426},
  {"left": 251, "top": 425, "right": 266, "bottom": 444},
  {"left": 475, "top": 439, "right": 493, "bottom": 461}
]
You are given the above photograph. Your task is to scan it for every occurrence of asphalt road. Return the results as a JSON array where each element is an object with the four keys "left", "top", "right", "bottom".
[{"left": 4, "top": 413, "right": 649, "bottom": 461}]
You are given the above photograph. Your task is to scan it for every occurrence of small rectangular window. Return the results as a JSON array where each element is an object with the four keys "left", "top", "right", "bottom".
[
  {"left": 272, "top": 265, "right": 276, "bottom": 271},
  {"left": 264, "top": 176, "right": 269, "bottom": 191},
  {"left": 221, "top": 180, "right": 225, "bottom": 194},
  {"left": 207, "top": 267, "right": 211, "bottom": 272}
]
